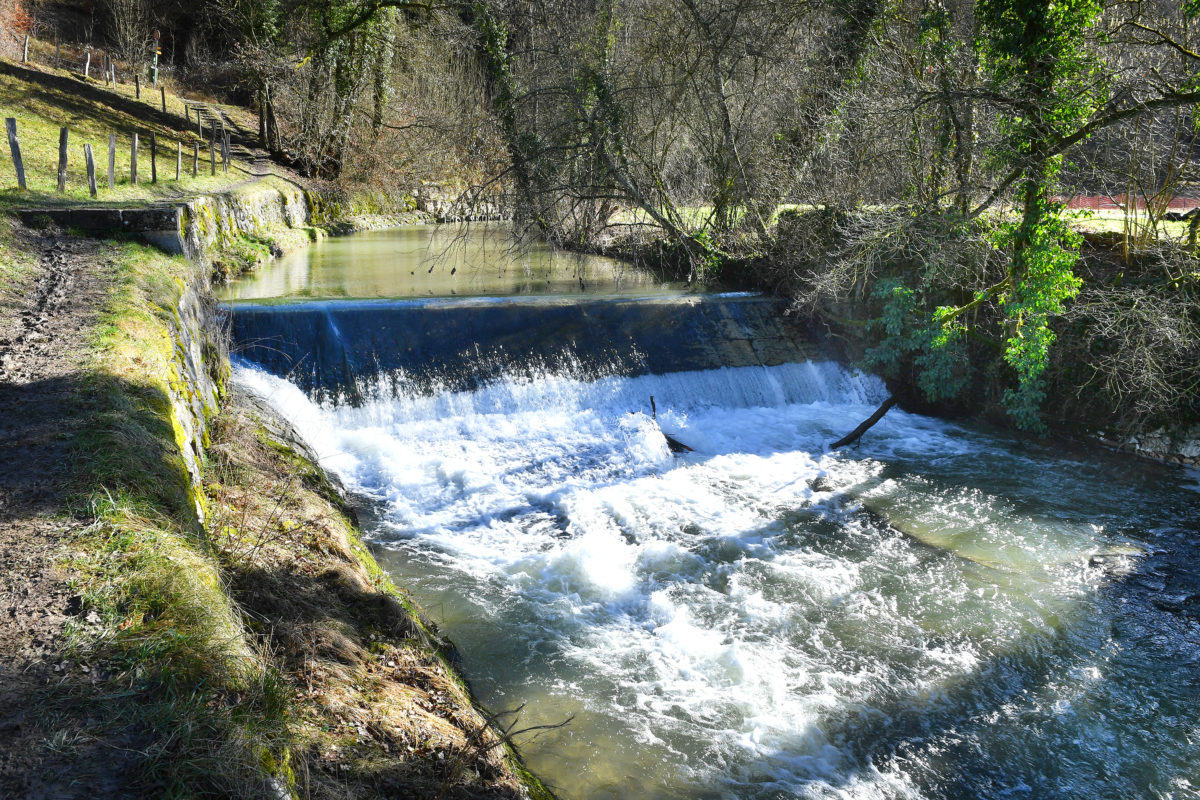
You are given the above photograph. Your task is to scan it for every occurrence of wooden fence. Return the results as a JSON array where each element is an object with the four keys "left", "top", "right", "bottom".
[
  {"left": 0, "top": 31, "right": 237, "bottom": 194},
  {"left": 3, "top": 26, "right": 159, "bottom": 91},
  {"left": 3, "top": 116, "right": 231, "bottom": 196}
]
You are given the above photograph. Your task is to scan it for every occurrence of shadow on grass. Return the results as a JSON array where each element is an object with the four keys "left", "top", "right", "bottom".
[
  {"left": 0, "top": 369, "right": 284, "bottom": 798},
  {"left": 223, "top": 559, "right": 529, "bottom": 798},
  {"left": 0, "top": 59, "right": 292, "bottom": 211},
  {"left": 0, "top": 59, "right": 241, "bottom": 150}
]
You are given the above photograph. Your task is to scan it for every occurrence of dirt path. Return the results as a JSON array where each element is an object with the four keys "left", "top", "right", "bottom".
[{"left": 0, "top": 228, "right": 130, "bottom": 798}]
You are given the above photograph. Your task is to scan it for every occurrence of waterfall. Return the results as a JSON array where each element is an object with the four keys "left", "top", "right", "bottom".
[
  {"left": 222, "top": 226, "right": 1200, "bottom": 800},
  {"left": 228, "top": 294, "right": 824, "bottom": 398}
]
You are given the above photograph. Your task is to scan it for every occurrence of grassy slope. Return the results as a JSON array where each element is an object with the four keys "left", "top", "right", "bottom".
[
  {"left": 204, "top": 394, "right": 552, "bottom": 799},
  {"left": 63, "top": 240, "right": 292, "bottom": 795},
  {"left": 0, "top": 61, "right": 247, "bottom": 208},
  {"left": 62, "top": 237, "right": 552, "bottom": 798}
]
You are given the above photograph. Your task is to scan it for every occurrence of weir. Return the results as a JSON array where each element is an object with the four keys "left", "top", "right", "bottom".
[
  {"left": 226, "top": 226, "right": 1200, "bottom": 800},
  {"left": 228, "top": 293, "right": 824, "bottom": 396}
]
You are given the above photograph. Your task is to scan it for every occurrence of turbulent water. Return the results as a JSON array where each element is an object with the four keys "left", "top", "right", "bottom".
[{"left": 235, "top": 360, "right": 1200, "bottom": 800}]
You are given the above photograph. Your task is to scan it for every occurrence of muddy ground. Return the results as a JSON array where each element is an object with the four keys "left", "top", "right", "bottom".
[{"left": 0, "top": 228, "right": 139, "bottom": 798}]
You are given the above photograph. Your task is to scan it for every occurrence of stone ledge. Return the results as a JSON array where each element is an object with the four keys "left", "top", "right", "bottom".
[{"left": 18, "top": 206, "right": 185, "bottom": 254}]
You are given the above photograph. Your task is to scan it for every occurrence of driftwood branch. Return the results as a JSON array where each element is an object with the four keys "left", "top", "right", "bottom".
[
  {"left": 830, "top": 396, "right": 897, "bottom": 450},
  {"left": 650, "top": 395, "right": 694, "bottom": 453}
]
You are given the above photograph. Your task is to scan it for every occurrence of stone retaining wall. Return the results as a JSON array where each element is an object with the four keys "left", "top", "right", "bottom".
[{"left": 17, "top": 183, "right": 313, "bottom": 262}]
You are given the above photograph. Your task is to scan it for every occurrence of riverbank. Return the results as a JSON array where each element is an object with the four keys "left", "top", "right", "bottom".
[
  {"left": 733, "top": 211, "right": 1200, "bottom": 466},
  {"left": 0, "top": 57, "right": 551, "bottom": 797},
  {"left": 0, "top": 221, "right": 554, "bottom": 800},
  {"left": 0, "top": 221, "right": 552, "bottom": 798},
  {"left": 203, "top": 383, "right": 554, "bottom": 799}
]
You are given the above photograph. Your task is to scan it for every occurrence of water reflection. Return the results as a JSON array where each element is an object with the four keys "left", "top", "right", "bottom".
[{"left": 219, "top": 224, "right": 678, "bottom": 302}]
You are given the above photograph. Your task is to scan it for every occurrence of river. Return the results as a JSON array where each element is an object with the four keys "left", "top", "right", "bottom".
[{"left": 224, "top": 225, "right": 1200, "bottom": 800}]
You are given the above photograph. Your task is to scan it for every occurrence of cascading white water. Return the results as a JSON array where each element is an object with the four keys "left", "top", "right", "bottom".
[{"left": 235, "top": 359, "right": 1200, "bottom": 800}]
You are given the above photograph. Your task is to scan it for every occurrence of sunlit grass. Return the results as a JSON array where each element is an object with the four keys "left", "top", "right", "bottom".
[
  {"left": 57, "top": 238, "right": 291, "bottom": 794},
  {"left": 612, "top": 200, "right": 1196, "bottom": 245},
  {"left": 0, "top": 55, "right": 249, "bottom": 208},
  {"left": 0, "top": 212, "right": 34, "bottom": 305},
  {"left": 1064, "top": 207, "right": 1195, "bottom": 239}
]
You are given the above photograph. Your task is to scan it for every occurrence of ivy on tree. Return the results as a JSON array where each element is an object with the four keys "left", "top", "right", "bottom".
[{"left": 875, "top": 0, "right": 1105, "bottom": 431}]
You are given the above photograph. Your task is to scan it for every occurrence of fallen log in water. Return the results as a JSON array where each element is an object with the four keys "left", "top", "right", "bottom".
[
  {"left": 664, "top": 432, "right": 695, "bottom": 454},
  {"left": 830, "top": 395, "right": 897, "bottom": 450},
  {"left": 651, "top": 395, "right": 694, "bottom": 454}
]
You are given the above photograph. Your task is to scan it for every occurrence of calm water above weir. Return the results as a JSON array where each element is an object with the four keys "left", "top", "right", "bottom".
[
  {"left": 229, "top": 226, "right": 1200, "bottom": 800},
  {"left": 219, "top": 224, "right": 678, "bottom": 302}
]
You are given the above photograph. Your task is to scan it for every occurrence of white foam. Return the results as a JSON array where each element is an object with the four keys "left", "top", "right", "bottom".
[{"left": 232, "top": 360, "right": 1152, "bottom": 799}]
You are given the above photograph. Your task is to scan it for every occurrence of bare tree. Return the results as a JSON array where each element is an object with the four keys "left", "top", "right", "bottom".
[{"left": 105, "top": 0, "right": 152, "bottom": 64}]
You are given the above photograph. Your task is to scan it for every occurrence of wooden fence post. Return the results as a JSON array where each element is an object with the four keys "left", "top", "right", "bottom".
[
  {"left": 135, "top": 74, "right": 140, "bottom": 99},
  {"left": 6, "top": 119, "right": 26, "bottom": 191},
  {"left": 108, "top": 134, "right": 116, "bottom": 189},
  {"left": 222, "top": 131, "right": 230, "bottom": 174},
  {"left": 84, "top": 143, "right": 97, "bottom": 197},
  {"left": 192, "top": 140, "right": 198, "bottom": 177},
  {"left": 176, "top": 141, "right": 181, "bottom": 181},
  {"left": 209, "top": 128, "right": 216, "bottom": 176},
  {"left": 57, "top": 127, "right": 68, "bottom": 192},
  {"left": 150, "top": 133, "right": 157, "bottom": 184},
  {"left": 197, "top": 114, "right": 202, "bottom": 141},
  {"left": 160, "top": 86, "right": 167, "bottom": 114},
  {"left": 130, "top": 132, "right": 138, "bottom": 185},
  {"left": 23, "top": 35, "right": 29, "bottom": 63},
  {"left": 84, "top": 50, "right": 90, "bottom": 79},
  {"left": 111, "top": 63, "right": 117, "bottom": 86}
]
